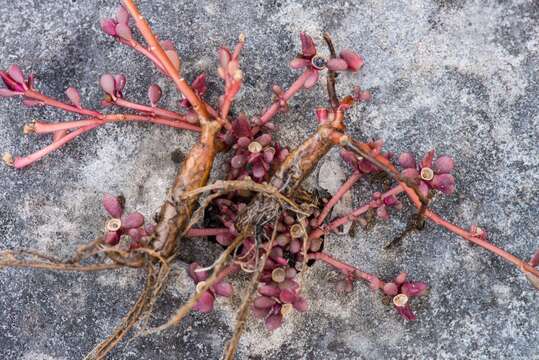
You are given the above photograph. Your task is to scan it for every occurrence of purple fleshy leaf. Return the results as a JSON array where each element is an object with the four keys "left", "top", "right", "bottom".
[
  {"left": 216, "top": 232, "right": 234, "bottom": 246},
  {"left": 114, "top": 74, "right": 126, "bottom": 92},
  {"left": 252, "top": 162, "right": 265, "bottom": 179},
  {"left": 115, "top": 23, "right": 132, "bottom": 40},
  {"left": 401, "top": 282, "right": 428, "bottom": 297},
  {"left": 530, "top": 249, "right": 539, "bottom": 268},
  {"left": 191, "top": 73, "right": 207, "bottom": 96},
  {"left": 339, "top": 49, "right": 364, "bottom": 72},
  {"left": 148, "top": 84, "right": 162, "bottom": 106},
  {"left": 259, "top": 285, "right": 281, "bottom": 297},
  {"left": 187, "top": 262, "right": 209, "bottom": 283},
  {"left": 288, "top": 239, "right": 301, "bottom": 254},
  {"left": 254, "top": 296, "right": 276, "bottom": 309},
  {"left": 289, "top": 58, "right": 309, "bottom": 69},
  {"left": 340, "top": 150, "right": 358, "bottom": 167},
  {"left": 299, "top": 32, "right": 316, "bottom": 57},
  {"left": 0, "top": 71, "right": 23, "bottom": 91},
  {"left": 327, "top": 58, "right": 348, "bottom": 71},
  {"left": 121, "top": 212, "right": 144, "bottom": 229},
  {"left": 252, "top": 305, "right": 271, "bottom": 319},
  {"left": 420, "top": 150, "right": 435, "bottom": 169},
  {"left": 213, "top": 281, "right": 233, "bottom": 297},
  {"left": 431, "top": 174, "right": 456, "bottom": 194},
  {"left": 65, "top": 87, "right": 81, "bottom": 108},
  {"left": 398, "top": 152, "right": 416, "bottom": 169},
  {"left": 7, "top": 65, "right": 25, "bottom": 85},
  {"left": 263, "top": 148, "right": 275, "bottom": 163},
  {"left": 433, "top": 155, "right": 454, "bottom": 174},
  {"left": 279, "top": 289, "right": 296, "bottom": 304},
  {"left": 102, "top": 193, "right": 123, "bottom": 218},
  {"left": 100, "top": 19, "right": 117, "bottom": 36},
  {"left": 395, "top": 304, "right": 416, "bottom": 321},
  {"left": 418, "top": 181, "right": 429, "bottom": 197},
  {"left": 395, "top": 272, "right": 407, "bottom": 285},
  {"left": 231, "top": 154, "right": 247, "bottom": 169},
  {"left": 104, "top": 231, "right": 120, "bottom": 245},
  {"left": 128, "top": 228, "right": 142, "bottom": 242},
  {"left": 232, "top": 116, "right": 252, "bottom": 138},
  {"left": 99, "top": 74, "right": 116, "bottom": 95},
  {"left": 383, "top": 282, "right": 399, "bottom": 296},
  {"left": 144, "top": 223, "right": 155, "bottom": 235},
  {"left": 256, "top": 133, "right": 272, "bottom": 147},
  {"left": 292, "top": 296, "right": 308, "bottom": 312},
  {"left": 401, "top": 168, "right": 420, "bottom": 182},
  {"left": 265, "top": 313, "right": 283, "bottom": 331},
  {"left": 116, "top": 5, "right": 130, "bottom": 24},
  {"left": 383, "top": 195, "right": 399, "bottom": 207},
  {"left": 303, "top": 70, "right": 319, "bottom": 89},
  {"left": 279, "top": 279, "right": 299, "bottom": 291},
  {"left": 194, "top": 291, "right": 215, "bottom": 313}
]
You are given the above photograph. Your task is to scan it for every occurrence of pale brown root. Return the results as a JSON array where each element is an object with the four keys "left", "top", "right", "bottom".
[
  {"left": 180, "top": 190, "right": 225, "bottom": 238},
  {"left": 142, "top": 230, "right": 250, "bottom": 335},
  {"left": 181, "top": 180, "right": 301, "bottom": 212},
  {"left": 0, "top": 249, "right": 122, "bottom": 272},
  {"left": 222, "top": 215, "right": 280, "bottom": 360},
  {"left": 84, "top": 264, "right": 157, "bottom": 360}
]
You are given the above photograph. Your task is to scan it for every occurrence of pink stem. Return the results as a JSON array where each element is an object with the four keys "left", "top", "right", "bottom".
[
  {"left": 24, "top": 90, "right": 102, "bottom": 117},
  {"left": 186, "top": 228, "right": 231, "bottom": 237},
  {"left": 308, "top": 252, "right": 385, "bottom": 288},
  {"left": 14, "top": 124, "right": 98, "bottom": 168},
  {"left": 309, "top": 184, "right": 405, "bottom": 240},
  {"left": 14, "top": 115, "right": 200, "bottom": 168},
  {"left": 258, "top": 71, "right": 311, "bottom": 125},
  {"left": 114, "top": 97, "right": 186, "bottom": 121},
  {"left": 315, "top": 170, "right": 363, "bottom": 227},
  {"left": 220, "top": 80, "right": 241, "bottom": 121},
  {"left": 343, "top": 141, "right": 539, "bottom": 279},
  {"left": 30, "top": 114, "right": 200, "bottom": 134}
]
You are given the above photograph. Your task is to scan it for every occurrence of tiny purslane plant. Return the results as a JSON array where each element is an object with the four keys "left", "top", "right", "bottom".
[{"left": 1, "top": 1, "right": 538, "bottom": 359}]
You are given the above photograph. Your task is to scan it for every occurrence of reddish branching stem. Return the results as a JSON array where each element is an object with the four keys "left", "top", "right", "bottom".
[
  {"left": 315, "top": 170, "right": 363, "bottom": 227},
  {"left": 308, "top": 251, "right": 385, "bottom": 289},
  {"left": 258, "top": 70, "right": 312, "bottom": 125}
]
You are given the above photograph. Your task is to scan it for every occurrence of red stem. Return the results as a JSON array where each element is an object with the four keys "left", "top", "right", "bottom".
[
  {"left": 114, "top": 97, "right": 187, "bottom": 121},
  {"left": 315, "top": 170, "right": 363, "bottom": 227},
  {"left": 30, "top": 114, "right": 200, "bottom": 134},
  {"left": 24, "top": 90, "right": 102, "bottom": 117},
  {"left": 258, "top": 71, "right": 311, "bottom": 125},
  {"left": 122, "top": 0, "right": 212, "bottom": 121},
  {"left": 340, "top": 140, "right": 539, "bottom": 279},
  {"left": 220, "top": 80, "right": 242, "bottom": 121},
  {"left": 309, "top": 184, "right": 404, "bottom": 240},
  {"left": 308, "top": 252, "right": 385, "bottom": 288},
  {"left": 14, "top": 114, "right": 200, "bottom": 168},
  {"left": 14, "top": 124, "right": 98, "bottom": 168},
  {"left": 186, "top": 228, "right": 231, "bottom": 237}
]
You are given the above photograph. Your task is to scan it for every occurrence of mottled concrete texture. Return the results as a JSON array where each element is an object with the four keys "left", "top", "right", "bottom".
[{"left": 1, "top": 0, "right": 538, "bottom": 359}]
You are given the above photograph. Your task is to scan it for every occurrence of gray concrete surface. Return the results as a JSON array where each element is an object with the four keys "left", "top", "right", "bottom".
[{"left": 0, "top": 0, "right": 538, "bottom": 359}]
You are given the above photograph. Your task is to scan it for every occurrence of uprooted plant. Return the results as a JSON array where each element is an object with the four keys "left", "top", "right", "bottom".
[{"left": 1, "top": 1, "right": 538, "bottom": 359}]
